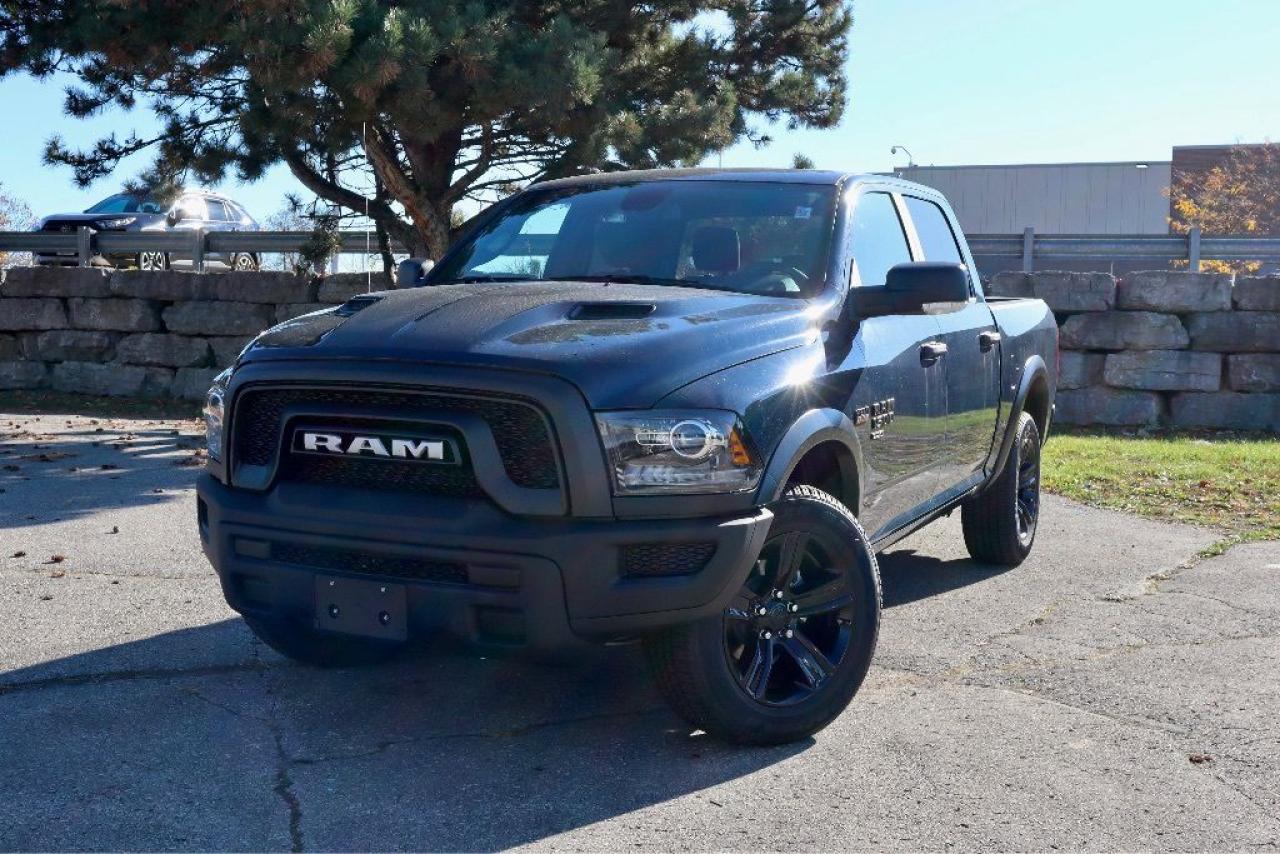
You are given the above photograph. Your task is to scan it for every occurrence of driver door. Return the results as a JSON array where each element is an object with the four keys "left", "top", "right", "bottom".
[{"left": 838, "top": 190, "right": 949, "bottom": 542}]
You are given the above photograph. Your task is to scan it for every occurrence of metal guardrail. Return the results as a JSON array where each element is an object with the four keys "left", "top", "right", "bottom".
[
  {"left": 968, "top": 227, "right": 1280, "bottom": 273},
  {"left": 0, "top": 229, "right": 407, "bottom": 272},
  {"left": 3, "top": 226, "right": 1280, "bottom": 274}
]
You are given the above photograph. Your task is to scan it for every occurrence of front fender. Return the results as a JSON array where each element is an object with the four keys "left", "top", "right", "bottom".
[{"left": 755, "top": 408, "right": 864, "bottom": 511}]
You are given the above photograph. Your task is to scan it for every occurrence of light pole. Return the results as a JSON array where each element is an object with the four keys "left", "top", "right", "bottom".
[{"left": 890, "top": 145, "right": 916, "bottom": 169}]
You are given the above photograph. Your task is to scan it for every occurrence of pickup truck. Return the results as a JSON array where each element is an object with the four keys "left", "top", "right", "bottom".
[{"left": 196, "top": 169, "right": 1057, "bottom": 745}]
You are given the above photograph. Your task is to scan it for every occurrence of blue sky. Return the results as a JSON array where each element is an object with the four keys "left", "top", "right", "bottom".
[{"left": 1, "top": 0, "right": 1276, "bottom": 222}]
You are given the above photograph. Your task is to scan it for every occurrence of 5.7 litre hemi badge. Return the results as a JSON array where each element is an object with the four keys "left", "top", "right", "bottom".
[{"left": 293, "top": 428, "right": 460, "bottom": 464}]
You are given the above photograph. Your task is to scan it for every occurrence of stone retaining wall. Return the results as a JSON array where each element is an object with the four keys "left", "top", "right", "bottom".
[
  {"left": 0, "top": 267, "right": 388, "bottom": 400},
  {"left": 989, "top": 270, "right": 1280, "bottom": 431},
  {"left": 2, "top": 267, "right": 1277, "bottom": 430}
]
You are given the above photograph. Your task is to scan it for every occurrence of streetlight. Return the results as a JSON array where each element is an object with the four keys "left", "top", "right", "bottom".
[{"left": 890, "top": 145, "right": 915, "bottom": 168}]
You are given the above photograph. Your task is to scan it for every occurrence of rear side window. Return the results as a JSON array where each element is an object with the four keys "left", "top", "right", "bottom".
[
  {"left": 206, "top": 200, "right": 231, "bottom": 221},
  {"left": 904, "top": 196, "right": 963, "bottom": 264},
  {"left": 848, "top": 192, "right": 911, "bottom": 287}
]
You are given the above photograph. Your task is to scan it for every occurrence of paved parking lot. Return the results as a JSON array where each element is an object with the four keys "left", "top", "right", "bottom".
[{"left": 2, "top": 412, "right": 1278, "bottom": 851}]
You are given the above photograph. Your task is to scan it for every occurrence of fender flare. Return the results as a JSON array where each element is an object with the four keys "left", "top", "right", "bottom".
[
  {"left": 756, "top": 408, "right": 865, "bottom": 511},
  {"left": 987, "top": 354, "right": 1050, "bottom": 485}
]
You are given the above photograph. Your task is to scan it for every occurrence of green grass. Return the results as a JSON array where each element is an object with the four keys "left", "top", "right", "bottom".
[{"left": 1042, "top": 427, "right": 1280, "bottom": 548}]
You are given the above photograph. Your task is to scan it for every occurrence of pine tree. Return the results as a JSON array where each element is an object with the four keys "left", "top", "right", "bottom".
[{"left": 0, "top": 1, "right": 853, "bottom": 258}]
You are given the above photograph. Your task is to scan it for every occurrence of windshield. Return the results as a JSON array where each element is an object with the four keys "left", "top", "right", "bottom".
[
  {"left": 432, "top": 180, "right": 838, "bottom": 298},
  {"left": 85, "top": 193, "right": 165, "bottom": 214}
]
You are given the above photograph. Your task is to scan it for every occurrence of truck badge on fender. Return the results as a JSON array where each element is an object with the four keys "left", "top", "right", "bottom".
[{"left": 854, "top": 398, "right": 896, "bottom": 439}]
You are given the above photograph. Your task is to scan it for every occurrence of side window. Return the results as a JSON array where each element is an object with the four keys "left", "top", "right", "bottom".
[
  {"left": 848, "top": 192, "right": 911, "bottom": 287},
  {"left": 176, "top": 196, "right": 207, "bottom": 221},
  {"left": 206, "top": 200, "right": 230, "bottom": 221},
  {"left": 904, "top": 197, "right": 963, "bottom": 264}
]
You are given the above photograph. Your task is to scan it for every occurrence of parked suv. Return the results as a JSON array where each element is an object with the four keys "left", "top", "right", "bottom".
[
  {"left": 35, "top": 190, "right": 260, "bottom": 271},
  {"left": 197, "top": 169, "right": 1057, "bottom": 745}
]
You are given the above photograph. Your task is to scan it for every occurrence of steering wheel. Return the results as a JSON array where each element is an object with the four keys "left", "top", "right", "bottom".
[{"left": 732, "top": 261, "right": 811, "bottom": 294}]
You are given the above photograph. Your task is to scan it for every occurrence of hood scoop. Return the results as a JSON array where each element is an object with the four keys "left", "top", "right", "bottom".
[
  {"left": 335, "top": 295, "right": 383, "bottom": 316},
  {"left": 568, "top": 302, "right": 657, "bottom": 321}
]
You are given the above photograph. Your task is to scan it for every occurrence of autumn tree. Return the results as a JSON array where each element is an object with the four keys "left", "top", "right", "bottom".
[
  {"left": 0, "top": 181, "right": 33, "bottom": 268},
  {"left": 0, "top": 1, "right": 853, "bottom": 259},
  {"left": 1170, "top": 142, "right": 1280, "bottom": 272}
]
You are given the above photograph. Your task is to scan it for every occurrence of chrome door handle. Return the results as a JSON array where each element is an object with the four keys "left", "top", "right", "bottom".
[
  {"left": 919, "top": 341, "right": 948, "bottom": 366},
  {"left": 978, "top": 330, "right": 1001, "bottom": 352}
]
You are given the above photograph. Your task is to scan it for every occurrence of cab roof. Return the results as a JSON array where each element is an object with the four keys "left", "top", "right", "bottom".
[{"left": 534, "top": 167, "right": 864, "bottom": 189}]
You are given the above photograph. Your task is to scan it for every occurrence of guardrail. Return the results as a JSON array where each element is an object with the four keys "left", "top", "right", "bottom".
[
  {"left": 4, "top": 226, "right": 1280, "bottom": 274},
  {"left": 969, "top": 227, "right": 1280, "bottom": 273},
  {"left": 0, "top": 229, "right": 407, "bottom": 272}
]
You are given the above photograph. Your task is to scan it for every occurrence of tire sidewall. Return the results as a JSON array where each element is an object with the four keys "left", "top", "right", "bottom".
[{"left": 683, "top": 489, "right": 881, "bottom": 740}]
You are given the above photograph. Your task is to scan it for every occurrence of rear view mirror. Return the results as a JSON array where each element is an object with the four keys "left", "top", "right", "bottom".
[{"left": 850, "top": 262, "right": 970, "bottom": 318}]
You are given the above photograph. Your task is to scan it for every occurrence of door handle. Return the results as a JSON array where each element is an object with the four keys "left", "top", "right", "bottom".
[
  {"left": 978, "top": 330, "right": 1002, "bottom": 352},
  {"left": 919, "top": 341, "right": 948, "bottom": 366}
]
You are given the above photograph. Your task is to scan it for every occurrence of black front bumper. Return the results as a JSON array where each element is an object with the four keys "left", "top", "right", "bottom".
[{"left": 197, "top": 473, "right": 773, "bottom": 653}]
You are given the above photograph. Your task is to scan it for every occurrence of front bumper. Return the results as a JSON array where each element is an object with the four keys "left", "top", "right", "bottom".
[{"left": 197, "top": 473, "right": 773, "bottom": 653}]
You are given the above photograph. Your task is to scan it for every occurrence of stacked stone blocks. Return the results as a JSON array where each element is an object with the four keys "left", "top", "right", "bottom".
[
  {"left": 0, "top": 267, "right": 385, "bottom": 400},
  {"left": 989, "top": 270, "right": 1280, "bottom": 431}
]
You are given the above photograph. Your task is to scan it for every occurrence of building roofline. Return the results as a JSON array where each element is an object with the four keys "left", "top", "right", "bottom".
[{"left": 890, "top": 160, "right": 1171, "bottom": 172}]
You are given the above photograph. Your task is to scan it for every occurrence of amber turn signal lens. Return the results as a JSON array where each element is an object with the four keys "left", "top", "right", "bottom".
[{"left": 729, "top": 428, "right": 753, "bottom": 466}]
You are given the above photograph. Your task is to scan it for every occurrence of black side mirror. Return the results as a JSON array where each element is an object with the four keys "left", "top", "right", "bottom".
[
  {"left": 166, "top": 208, "right": 182, "bottom": 226},
  {"left": 850, "top": 262, "right": 970, "bottom": 318}
]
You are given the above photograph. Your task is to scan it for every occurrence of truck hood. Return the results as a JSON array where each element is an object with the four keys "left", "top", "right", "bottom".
[{"left": 243, "top": 280, "right": 818, "bottom": 408}]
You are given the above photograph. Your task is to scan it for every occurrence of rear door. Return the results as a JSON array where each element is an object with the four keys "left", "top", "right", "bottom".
[
  {"left": 900, "top": 194, "right": 1000, "bottom": 501},
  {"left": 841, "top": 189, "right": 949, "bottom": 541}
]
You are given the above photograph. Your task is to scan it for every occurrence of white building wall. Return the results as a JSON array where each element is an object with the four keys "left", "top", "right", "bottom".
[{"left": 894, "top": 162, "right": 1173, "bottom": 235}]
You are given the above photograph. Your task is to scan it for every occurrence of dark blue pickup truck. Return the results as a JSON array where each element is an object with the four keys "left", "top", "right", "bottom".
[{"left": 197, "top": 169, "right": 1057, "bottom": 744}]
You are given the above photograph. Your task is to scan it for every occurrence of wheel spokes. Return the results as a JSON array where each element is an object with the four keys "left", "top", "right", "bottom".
[
  {"left": 792, "top": 576, "right": 854, "bottom": 617},
  {"left": 774, "top": 531, "right": 810, "bottom": 590},
  {"left": 780, "top": 632, "right": 835, "bottom": 689},
  {"left": 743, "top": 638, "right": 777, "bottom": 700}
]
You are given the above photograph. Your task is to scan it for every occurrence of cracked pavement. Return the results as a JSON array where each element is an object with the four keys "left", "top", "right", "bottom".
[{"left": 2, "top": 412, "right": 1279, "bottom": 851}]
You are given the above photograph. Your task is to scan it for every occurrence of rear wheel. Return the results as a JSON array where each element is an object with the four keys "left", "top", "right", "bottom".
[
  {"left": 243, "top": 615, "right": 404, "bottom": 668},
  {"left": 961, "top": 411, "right": 1042, "bottom": 566},
  {"left": 138, "top": 251, "right": 168, "bottom": 271},
  {"left": 644, "top": 485, "right": 881, "bottom": 745},
  {"left": 231, "top": 252, "right": 259, "bottom": 271}
]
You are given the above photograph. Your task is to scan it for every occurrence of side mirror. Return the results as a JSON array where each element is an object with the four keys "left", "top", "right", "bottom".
[
  {"left": 396, "top": 257, "right": 434, "bottom": 288},
  {"left": 166, "top": 208, "right": 183, "bottom": 226},
  {"left": 850, "top": 262, "right": 970, "bottom": 318}
]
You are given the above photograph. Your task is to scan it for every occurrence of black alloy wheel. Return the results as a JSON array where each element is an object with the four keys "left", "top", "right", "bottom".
[
  {"left": 644, "top": 485, "right": 881, "bottom": 745},
  {"left": 724, "top": 529, "right": 856, "bottom": 706}
]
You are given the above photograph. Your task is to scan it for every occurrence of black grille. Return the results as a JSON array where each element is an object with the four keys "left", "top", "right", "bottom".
[
  {"left": 279, "top": 453, "right": 484, "bottom": 498},
  {"left": 619, "top": 542, "right": 717, "bottom": 578},
  {"left": 232, "top": 386, "right": 560, "bottom": 491},
  {"left": 272, "top": 542, "right": 468, "bottom": 584}
]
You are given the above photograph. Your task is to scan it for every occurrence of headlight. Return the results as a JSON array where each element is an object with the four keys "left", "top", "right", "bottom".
[
  {"left": 595, "top": 410, "right": 761, "bottom": 495},
  {"left": 204, "top": 368, "right": 233, "bottom": 462},
  {"left": 96, "top": 216, "right": 136, "bottom": 229}
]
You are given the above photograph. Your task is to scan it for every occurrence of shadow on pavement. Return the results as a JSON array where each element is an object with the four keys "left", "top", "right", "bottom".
[
  {"left": 0, "top": 424, "right": 203, "bottom": 530},
  {"left": 0, "top": 619, "right": 810, "bottom": 850},
  {"left": 877, "top": 547, "right": 1015, "bottom": 608}
]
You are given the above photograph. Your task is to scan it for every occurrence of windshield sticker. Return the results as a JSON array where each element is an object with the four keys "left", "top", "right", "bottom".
[{"left": 794, "top": 206, "right": 812, "bottom": 219}]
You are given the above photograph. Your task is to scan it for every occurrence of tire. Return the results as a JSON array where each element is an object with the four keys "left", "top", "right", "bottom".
[
  {"left": 243, "top": 615, "right": 404, "bottom": 668},
  {"left": 231, "top": 252, "right": 259, "bottom": 271},
  {"left": 643, "top": 485, "right": 881, "bottom": 745},
  {"left": 961, "top": 411, "right": 1042, "bottom": 567},
  {"left": 138, "top": 251, "right": 168, "bottom": 271}
]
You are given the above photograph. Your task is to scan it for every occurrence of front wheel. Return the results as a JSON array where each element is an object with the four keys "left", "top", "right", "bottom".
[
  {"left": 644, "top": 485, "right": 881, "bottom": 745},
  {"left": 231, "top": 252, "right": 259, "bottom": 271},
  {"left": 961, "top": 411, "right": 1042, "bottom": 566}
]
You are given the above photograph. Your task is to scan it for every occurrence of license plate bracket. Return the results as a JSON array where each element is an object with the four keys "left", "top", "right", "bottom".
[{"left": 313, "top": 576, "right": 408, "bottom": 641}]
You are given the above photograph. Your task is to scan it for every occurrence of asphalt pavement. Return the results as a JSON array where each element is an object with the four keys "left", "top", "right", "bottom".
[{"left": 1, "top": 412, "right": 1278, "bottom": 851}]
